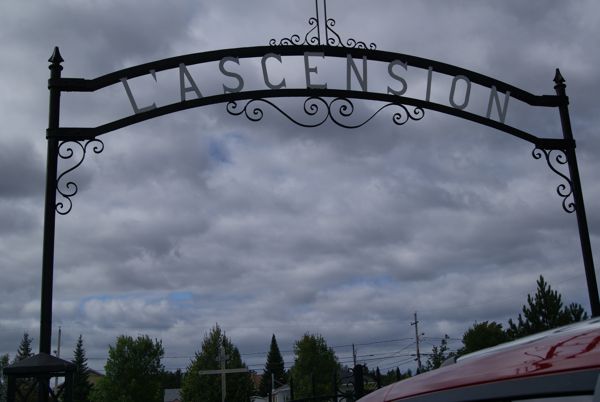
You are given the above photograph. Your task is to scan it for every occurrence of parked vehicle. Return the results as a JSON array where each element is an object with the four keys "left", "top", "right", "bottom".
[{"left": 358, "top": 318, "right": 600, "bottom": 402}]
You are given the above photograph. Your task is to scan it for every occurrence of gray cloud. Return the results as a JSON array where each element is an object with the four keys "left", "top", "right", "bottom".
[{"left": 0, "top": 0, "right": 598, "bottom": 376}]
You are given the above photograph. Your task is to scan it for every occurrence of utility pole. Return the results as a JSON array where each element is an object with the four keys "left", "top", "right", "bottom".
[{"left": 411, "top": 312, "right": 422, "bottom": 373}]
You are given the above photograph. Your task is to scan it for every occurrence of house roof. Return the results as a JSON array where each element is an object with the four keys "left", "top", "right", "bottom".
[
  {"left": 3, "top": 353, "right": 75, "bottom": 375},
  {"left": 164, "top": 388, "right": 181, "bottom": 402}
]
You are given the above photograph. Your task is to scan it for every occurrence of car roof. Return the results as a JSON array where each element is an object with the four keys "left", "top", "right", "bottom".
[{"left": 359, "top": 318, "right": 600, "bottom": 402}]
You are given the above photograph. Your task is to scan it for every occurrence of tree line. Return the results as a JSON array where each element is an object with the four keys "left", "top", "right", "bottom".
[
  {"left": 421, "top": 275, "right": 588, "bottom": 372},
  {"left": 0, "top": 275, "right": 589, "bottom": 401}
]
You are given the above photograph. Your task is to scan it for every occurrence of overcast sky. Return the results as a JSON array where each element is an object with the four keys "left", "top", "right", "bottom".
[{"left": 1, "top": 0, "right": 599, "bottom": 375}]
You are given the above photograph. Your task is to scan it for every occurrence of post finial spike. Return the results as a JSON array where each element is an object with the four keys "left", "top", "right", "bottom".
[
  {"left": 554, "top": 68, "right": 565, "bottom": 85},
  {"left": 48, "top": 46, "right": 64, "bottom": 64}
]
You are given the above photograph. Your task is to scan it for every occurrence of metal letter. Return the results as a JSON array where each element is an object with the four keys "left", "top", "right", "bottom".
[
  {"left": 387, "top": 60, "right": 408, "bottom": 96},
  {"left": 219, "top": 57, "right": 244, "bottom": 94},
  {"left": 346, "top": 54, "right": 368, "bottom": 92},
  {"left": 120, "top": 75, "right": 157, "bottom": 114},
  {"left": 304, "top": 52, "right": 327, "bottom": 89},
  {"left": 179, "top": 63, "right": 203, "bottom": 101},
  {"left": 425, "top": 66, "right": 433, "bottom": 102},
  {"left": 486, "top": 86, "right": 510, "bottom": 123},
  {"left": 261, "top": 53, "right": 286, "bottom": 90},
  {"left": 449, "top": 75, "right": 471, "bottom": 110}
]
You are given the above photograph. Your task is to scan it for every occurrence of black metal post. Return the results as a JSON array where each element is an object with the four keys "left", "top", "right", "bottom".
[
  {"left": 38, "top": 47, "right": 63, "bottom": 402},
  {"left": 332, "top": 369, "right": 338, "bottom": 399},
  {"left": 64, "top": 371, "right": 74, "bottom": 402},
  {"left": 554, "top": 69, "right": 600, "bottom": 317},
  {"left": 7, "top": 376, "right": 16, "bottom": 401},
  {"left": 41, "top": 47, "right": 62, "bottom": 354},
  {"left": 354, "top": 365, "right": 364, "bottom": 399}
]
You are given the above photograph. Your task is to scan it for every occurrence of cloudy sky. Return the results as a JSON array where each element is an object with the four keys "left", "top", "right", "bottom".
[{"left": 1, "top": 0, "right": 599, "bottom": 375}]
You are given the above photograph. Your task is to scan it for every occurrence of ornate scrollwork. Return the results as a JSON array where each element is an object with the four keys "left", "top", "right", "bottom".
[
  {"left": 532, "top": 147, "right": 575, "bottom": 213},
  {"left": 56, "top": 139, "right": 104, "bottom": 215},
  {"left": 270, "top": 0, "right": 377, "bottom": 49},
  {"left": 226, "top": 97, "right": 424, "bottom": 129},
  {"left": 325, "top": 18, "right": 377, "bottom": 50}
]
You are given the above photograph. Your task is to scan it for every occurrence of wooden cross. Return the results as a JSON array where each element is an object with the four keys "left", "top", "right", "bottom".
[{"left": 198, "top": 345, "right": 249, "bottom": 402}]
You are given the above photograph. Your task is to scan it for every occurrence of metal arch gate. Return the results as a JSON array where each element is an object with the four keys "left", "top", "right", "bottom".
[{"left": 13, "top": 1, "right": 600, "bottom": 400}]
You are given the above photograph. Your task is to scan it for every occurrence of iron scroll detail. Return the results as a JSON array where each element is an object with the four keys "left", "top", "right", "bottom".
[
  {"left": 226, "top": 97, "right": 424, "bottom": 129},
  {"left": 532, "top": 147, "right": 575, "bottom": 213},
  {"left": 269, "top": 0, "right": 377, "bottom": 49},
  {"left": 56, "top": 139, "right": 104, "bottom": 215}
]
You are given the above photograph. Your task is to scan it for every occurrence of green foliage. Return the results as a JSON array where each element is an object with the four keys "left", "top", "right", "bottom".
[
  {"left": 458, "top": 321, "right": 510, "bottom": 356},
  {"left": 289, "top": 333, "right": 340, "bottom": 399},
  {"left": 72, "top": 335, "right": 93, "bottom": 402},
  {"left": 14, "top": 333, "right": 33, "bottom": 363},
  {"left": 258, "top": 334, "right": 286, "bottom": 396},
  {"left": 380, "top": 367, "right": 411, "bottom": 387},
  {"left": 0, "top": 353, "right": 9, "bottom": 402},
  {"left": 507, "top": 275, "right": 588, "bottom": 339},
  {"left": 423, "top": 335, "right": 453, "bottom": 372},
  {"left": 90, "top": 335, "right": 164, "bottom": 402},
  {"left": 12, "top": 333, "right": 35, "bottom": 401},
  {"left": 161, "top": 369, "right": 182, "bottom": 390},
  {"left": 181, "top": 324, "right": 253, "bottom": 402}
]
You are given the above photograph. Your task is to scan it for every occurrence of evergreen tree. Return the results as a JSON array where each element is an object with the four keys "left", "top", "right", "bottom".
[
  {"left": 181, "top": 324, "right": 253, "bottom": 402},
  {"left": 289, "top": 333, "right": 340, "bottom": 399},
  {"left": 507, "top": 275, "right": 588, "bottom": 339},
  {"left": 90, "top": 335, "right": 164, "bottom": 402},
  {"left": 1, "top": 353, "right": 9, "bottom": 402},
  {"left": 381, "top": 367, "right": 411, "bottom": 386},
  {"left": 457, "top": 321, "right": 509, "bottom": 356},
  {"left": 12, "top": 334, "right": 35, "bottom": 401},
  {"left": 72, "top": 335, "right": 92, "bottom": 402},
  {"left": 258, "top": 334, "right": 286, "bottom": 396},
  {"left": 13, "top": 333, "right": 33, "bottom": 363}
]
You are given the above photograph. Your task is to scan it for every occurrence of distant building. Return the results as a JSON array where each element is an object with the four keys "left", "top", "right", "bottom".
[
  {"left": 273, "top": 384, "right": 291, "bottom": 402},
  {"left": 88, "top": 368, "right": 104, "bottom": 386},
  {"left": 251, "top": 383, "right": 291, "bottom": 402},
  {"left": 164, "top": 388, "right": 182, "bottom": 402}
]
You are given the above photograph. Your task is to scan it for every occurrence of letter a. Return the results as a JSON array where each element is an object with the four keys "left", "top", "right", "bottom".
[{"left": 179, "top": 63, "right": 203, "bottom": 102}]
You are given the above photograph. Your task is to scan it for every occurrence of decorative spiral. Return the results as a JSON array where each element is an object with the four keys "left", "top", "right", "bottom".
[
  {"left": 56, "top": 139, "right": 104, "bottom": 215},
  {"left": 226, "top": 97, "right": 425, "bottom": 130},
  {"left": 532, "top": 147, "right": 575, "bottom": 213},
  {"left": 270, "top": 11, "right": 376, "bottom": 49}
]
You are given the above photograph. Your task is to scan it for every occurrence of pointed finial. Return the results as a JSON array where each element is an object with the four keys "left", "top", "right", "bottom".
[
  {"left": 48, "top": 46, "right": 64, "bottom": 64},
  {"left": 554, "top": 68, "right": 565, "bottom": 85}
]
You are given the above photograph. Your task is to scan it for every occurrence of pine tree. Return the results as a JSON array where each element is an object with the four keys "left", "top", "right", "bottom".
[
  {"left": 181, "top": 324, "right": 254, "bottom": 402},
  {"left": 507, "top": 275, "right": 588, "bottom": 339},
  {"left": 14, "top": 333, "right": 33, "bottom": 363},
  {"left": 258, "top": 334, "right": 286, "bottom": 396},
  {"left": 72, "top": 335, "right": 92, "bottom": 402},
  {"left": 12, "top": 333, "right": 35, "bottom": 401}
]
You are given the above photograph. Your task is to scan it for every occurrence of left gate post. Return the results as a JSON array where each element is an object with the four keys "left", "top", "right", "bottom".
[{"left": 38, "top": 46, "right": 63, "bottom": 401}]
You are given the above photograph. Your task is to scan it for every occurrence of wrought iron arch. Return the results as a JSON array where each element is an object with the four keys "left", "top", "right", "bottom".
[{"left": 33, "top": 5, "right": 599, "bottom": 402}]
